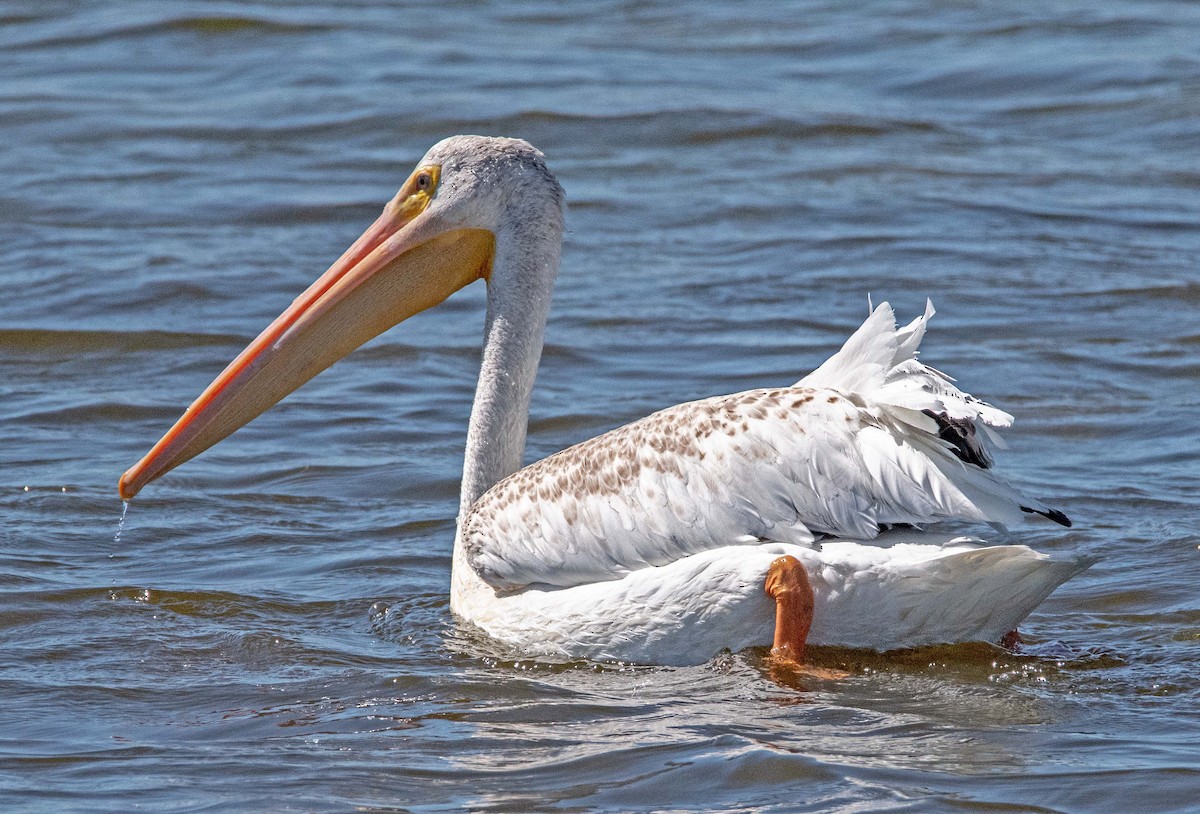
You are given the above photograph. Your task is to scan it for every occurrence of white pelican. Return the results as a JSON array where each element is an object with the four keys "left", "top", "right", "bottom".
[{"left": 119, "top": 136, "right": 1088, "bottom": 668}]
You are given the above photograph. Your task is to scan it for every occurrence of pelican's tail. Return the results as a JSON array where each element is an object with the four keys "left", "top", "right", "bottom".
[
  {"left": 798, "top": 301, "right": 1071, "bottom": 528},
  {"left": 882, "top": 542, "right": 1097, "bottom": 646}
]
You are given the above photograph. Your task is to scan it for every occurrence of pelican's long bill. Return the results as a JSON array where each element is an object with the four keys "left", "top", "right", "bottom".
[{"left": 118, "top": 165, "right": 494, "bottom": 500}]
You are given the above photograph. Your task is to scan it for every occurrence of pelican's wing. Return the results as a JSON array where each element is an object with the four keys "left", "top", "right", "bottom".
[{"left": 462, "top": 302, "right": 1068, "bottom": 591}]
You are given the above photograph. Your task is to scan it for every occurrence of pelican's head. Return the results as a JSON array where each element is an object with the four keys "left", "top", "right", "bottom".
[{"left": 119, "top": 136, "right": 564, "bottom": 499}]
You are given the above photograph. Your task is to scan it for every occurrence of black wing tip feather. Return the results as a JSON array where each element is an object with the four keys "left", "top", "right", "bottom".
[
  {"left": 918, "top": 410, "right": 1073, "bottom": 529},
  {"left": 1021, "top": 505, "right": 1073, "bottom": 528},
  {"left": 922, "top": 409, "right": 993, "bottom": 469}
]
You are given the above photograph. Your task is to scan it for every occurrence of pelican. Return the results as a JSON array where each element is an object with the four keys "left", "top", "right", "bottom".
[{"left": 119, "top": 136, "right": 1089, "bottom": 668}]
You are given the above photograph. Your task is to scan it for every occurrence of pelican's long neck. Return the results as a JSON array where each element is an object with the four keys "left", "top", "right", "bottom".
[{"left": 458, "top": 207, "right": 562, "bottom": 519}]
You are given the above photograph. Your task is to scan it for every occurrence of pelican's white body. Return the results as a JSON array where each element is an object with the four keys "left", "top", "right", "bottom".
[{"left": 452, "top": 533, "right": 1088, "bottom": 665}]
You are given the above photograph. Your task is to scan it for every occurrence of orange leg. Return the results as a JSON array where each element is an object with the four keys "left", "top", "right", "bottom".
[{"left": 764, "top": 555, "right": 815, "bottom": 664}]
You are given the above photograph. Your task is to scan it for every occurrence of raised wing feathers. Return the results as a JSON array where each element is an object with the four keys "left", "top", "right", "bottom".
[{"left": 461, "top": 302, "right": 1066, "bottom": 591}]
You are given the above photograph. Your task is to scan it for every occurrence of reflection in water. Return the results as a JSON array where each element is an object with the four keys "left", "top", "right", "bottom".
[
  {"left": 425, "top": 652, "right": 1043, "bottom": 810},
  {"left": 372, "top": 622, "right": 1145, "bottom": 811}
]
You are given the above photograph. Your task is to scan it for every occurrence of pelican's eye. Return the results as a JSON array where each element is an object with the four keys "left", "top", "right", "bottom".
[{"left": 393, "top": 165, "right": 440, "bottom": 218}]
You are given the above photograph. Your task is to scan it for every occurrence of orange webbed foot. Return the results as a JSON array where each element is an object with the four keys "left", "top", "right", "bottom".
[
  {"left": 764, "top": 555, "right": 813, "bottom": 662},
  {"left": 763, "top": 555, "right": 850, "bottom": 680}
]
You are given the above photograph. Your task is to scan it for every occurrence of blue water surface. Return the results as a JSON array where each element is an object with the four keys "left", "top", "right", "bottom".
[{"left": 2, "top": 2, "right": 1198, "bottom": 811}]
